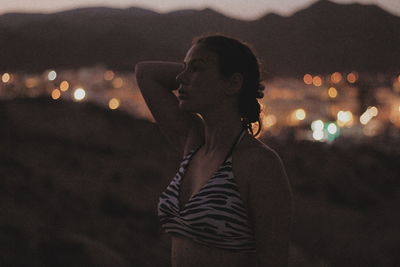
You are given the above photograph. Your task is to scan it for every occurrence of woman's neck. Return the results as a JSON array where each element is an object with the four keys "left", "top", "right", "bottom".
[{"left": 198, "top": 104, "right": 245, "bottom": 156}]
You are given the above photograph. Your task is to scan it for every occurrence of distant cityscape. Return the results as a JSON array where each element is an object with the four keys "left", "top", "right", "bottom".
[{"left": 1, "top": 65, "right": 400, "bottom": 142}]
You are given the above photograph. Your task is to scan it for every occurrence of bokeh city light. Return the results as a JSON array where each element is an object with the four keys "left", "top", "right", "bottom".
[
  {"left": 331, "top": 72, "right": 342, "bottom": 84},
  {"left": 108, "top": 98, "right": 120, "bottom": 110},
  {"left": 328, "top": 87, "right": 338, "bottom": 98},
  {"left": 2, "top": 73, "right": 11, "bottom": 83},
  {"left": 60, "top": 81, "right": 69, "bottom": 91},
  {"left": 48, "top": 70, "right": 57, "bottom": 81},
  {"left": 51, "top": 89, "right": 61, "bottom": 100},
  {"left": 1, "top": 67, "right": 399, "bottom": 143},
  {"left": 73, "top": 88, "right": 86, "bottom": 101}
]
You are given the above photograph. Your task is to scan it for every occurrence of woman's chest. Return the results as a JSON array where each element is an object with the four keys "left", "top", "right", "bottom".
[{"left": 178, "top": 154, "right": 250, "bottom": 212}]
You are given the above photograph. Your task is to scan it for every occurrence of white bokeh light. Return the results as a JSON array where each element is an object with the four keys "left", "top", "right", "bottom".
[
  {"left": 311, "top": 120, "right": 324, "bottom": 131},
  {"left": 313, "top": 130, "right": 324, "bottom": 141},
  {"left": 73, "top": 88, "right": 86, "bottom": 101},
  {"left": 327, "top": 123, "right": 338, "bottom": 134},
  {"left": 48, "top": 70, "right": 57, "bottom": 81}
]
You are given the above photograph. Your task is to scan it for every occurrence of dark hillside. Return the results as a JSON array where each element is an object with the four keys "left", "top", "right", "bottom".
[{"left": 0, "top": 98, "right": 399, "bottom": 266}]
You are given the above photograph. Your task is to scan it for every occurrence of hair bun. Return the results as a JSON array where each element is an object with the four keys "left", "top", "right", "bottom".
[{"left": 255, "top": 84, "right": 265, "bottom": 99}]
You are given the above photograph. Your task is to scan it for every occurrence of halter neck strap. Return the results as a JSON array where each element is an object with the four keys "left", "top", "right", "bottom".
[
  {"left": 191, "top": 128, "right": 247, "bottom": 162},
  {"left": 224, "top": 128, "right": 246, "bottom": 161}
]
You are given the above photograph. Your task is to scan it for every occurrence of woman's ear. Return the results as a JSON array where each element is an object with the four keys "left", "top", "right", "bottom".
[{"left": 225, "top": 73, "right": 243, "bottom": 96}]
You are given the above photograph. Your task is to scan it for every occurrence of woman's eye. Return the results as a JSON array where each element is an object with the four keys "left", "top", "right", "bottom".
[{"left": 191, "top": 65, "right": 201, "bottom": 71}]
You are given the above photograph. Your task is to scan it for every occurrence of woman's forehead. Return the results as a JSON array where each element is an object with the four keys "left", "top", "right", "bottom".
[{"left": 184, "top": 45, "right": 218, "bottom": 64}]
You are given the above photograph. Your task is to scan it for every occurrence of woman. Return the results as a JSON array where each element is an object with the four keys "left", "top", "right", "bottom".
[{"left": 135, "top": 34, "right": 292, "bottom": 267}]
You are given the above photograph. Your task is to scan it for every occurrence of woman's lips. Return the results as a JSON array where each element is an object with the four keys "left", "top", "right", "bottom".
[
  {"left": 178, "top": 94, "right": 188, "bottom": 100},
  {"left": 178, "top": 90, "right": 188, "bottom": 100}
]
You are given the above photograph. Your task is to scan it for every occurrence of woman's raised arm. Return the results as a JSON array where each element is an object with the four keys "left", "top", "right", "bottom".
[{"left": 135, "top": 61, "right": 203, "bottom": 156}]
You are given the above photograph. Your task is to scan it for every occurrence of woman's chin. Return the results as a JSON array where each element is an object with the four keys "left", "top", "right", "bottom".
[{"left": 179, "top": 100, "right": 196, "bottom": 112}]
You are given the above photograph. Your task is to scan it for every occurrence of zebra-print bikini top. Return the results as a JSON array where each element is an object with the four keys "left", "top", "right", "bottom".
[{"left": 157, "top": 128, "right": 256, "bottom": 252}]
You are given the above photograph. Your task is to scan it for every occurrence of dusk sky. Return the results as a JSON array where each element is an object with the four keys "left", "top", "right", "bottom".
[{"left": 1, "top": 0, "right": 399, "bottom": 20}]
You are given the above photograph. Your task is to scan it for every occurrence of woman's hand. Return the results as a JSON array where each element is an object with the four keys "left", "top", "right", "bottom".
[{"left": 135, "top": 61, "right": 184, "bottom": 91}]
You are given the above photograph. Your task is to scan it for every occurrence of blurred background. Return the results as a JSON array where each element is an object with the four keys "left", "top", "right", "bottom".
[{"left": 0, "top": 0, "right": 399, "bottom": 266}]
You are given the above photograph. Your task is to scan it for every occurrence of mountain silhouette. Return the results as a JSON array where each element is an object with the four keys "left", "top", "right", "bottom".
[{"left": 0, "top": 0, "right": 399, "bottom": 76}]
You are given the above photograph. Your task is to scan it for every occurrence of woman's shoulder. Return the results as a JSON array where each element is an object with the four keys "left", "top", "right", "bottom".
[
  {"left": 235, "top": 134, "right": 288, "bottom": 186},
  {"left": 238, "top": 133, "right": 281, "bottom": 162}
]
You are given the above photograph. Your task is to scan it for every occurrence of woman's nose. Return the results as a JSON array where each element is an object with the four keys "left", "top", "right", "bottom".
[{"left": 176, "top": 69, "right": 188, "bottom": 85}]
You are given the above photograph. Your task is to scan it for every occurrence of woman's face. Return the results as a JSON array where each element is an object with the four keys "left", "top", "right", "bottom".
[{"left": 176, "top": 44, "right": 230, "bottom": 113}]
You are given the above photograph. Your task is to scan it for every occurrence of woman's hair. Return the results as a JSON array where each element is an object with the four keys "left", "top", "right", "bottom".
[{"left": 192, "top": 34, "right": 264, "bottom": 137}]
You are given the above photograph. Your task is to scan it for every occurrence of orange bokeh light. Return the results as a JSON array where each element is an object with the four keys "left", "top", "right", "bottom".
[
  {"left": 112, "top": 77, "right": 124, "bottom": 88},
  {"left": 328, "top": 87, "right": 338, "bottom": 98},
  {"left": 60, "top": 81, "right": 69, "bottom": 91},
  {"left": 303, "top": 74, "right": 313, "bottom": 85},
  {"left": 104, "top": 70, "right": 115, "bottom": 81},
  {"left": 108, "top": 98, "right": 120, "bottom": 110},
  {"left": 331, "top": 72, "right": 342, "bottom": 84},
  {"left": 347, "top": 72, "right": 358, "bottom": 83},
  {"left": 313, "top": 76, "right": 322, "bottom": 87},
  {"left": 51, "top": 89, "right": 61, "bottom": 100}
]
